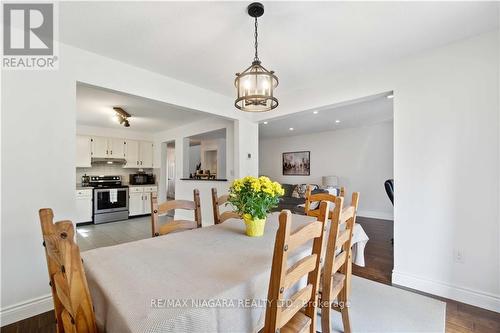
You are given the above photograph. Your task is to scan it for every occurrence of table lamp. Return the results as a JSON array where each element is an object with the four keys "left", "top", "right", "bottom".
[{"left": 322, "top": 176, "right": 338, "bottom": 189}]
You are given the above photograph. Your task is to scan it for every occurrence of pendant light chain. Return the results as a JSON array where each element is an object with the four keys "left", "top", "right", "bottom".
[{"left": 254, "top": 17, "right": 259, "bottom": 61}]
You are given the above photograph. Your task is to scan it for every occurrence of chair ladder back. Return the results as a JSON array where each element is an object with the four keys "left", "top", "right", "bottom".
[
  {"left": 305, "top": 185, "right": 340, "bottom": 220},
  {"left": 264, "top": 202, "right": 330, "bottom": 333},
  {"left": 151, "top": 189, "right": 202, "bottom": 237},
  {"left": 39, "top": 208, "right": 97, "bottom": 333},
  {"left": 211, "top": 188, "right": 240, "bottom": 225},
  {"left": 320, "top": 192, "right": 360, "bottom": 333}
]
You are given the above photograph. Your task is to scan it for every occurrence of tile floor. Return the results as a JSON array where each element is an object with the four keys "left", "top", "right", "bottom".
[{"left": 76, "top": 215, "right": 171, "bottom": 251}]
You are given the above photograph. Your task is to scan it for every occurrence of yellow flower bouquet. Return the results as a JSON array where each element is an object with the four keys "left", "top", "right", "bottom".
[{"left": 228, "top": 176, "right": 284, "bottom": 237}]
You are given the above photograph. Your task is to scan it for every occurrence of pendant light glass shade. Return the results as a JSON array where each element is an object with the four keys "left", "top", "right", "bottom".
[
  {"left": 234, "top": 3, "right": 278, "bottom": 112},
  {"left": 235, "top": 60, "right": 278, "bottom": 112}
]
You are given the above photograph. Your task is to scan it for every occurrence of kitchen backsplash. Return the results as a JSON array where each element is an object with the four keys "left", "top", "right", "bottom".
[{"left": 76, "top": 165, "right": 155, "bottom": 185}]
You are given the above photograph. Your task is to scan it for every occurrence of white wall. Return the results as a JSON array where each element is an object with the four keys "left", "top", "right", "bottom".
[
  {"left": 255, "top": 31, "right": 500, "bottom": 312},
  {"left": 77, "top": 124, "right": 155, "bottom": 142},
  {"left": 154, "top": 117, "right": 235, "bottom": 226},
  {"left": 0, "top": 42, "right": 256, "bottom": 325},
  {"left": 188, "top": 145, "right": 201, "bottom": 175},
  {"left": 234, "top": 118, "right": 259, "bottom": 178},
  {"left": 199, "top": 138, "right": 226, "bottom": 177},
  {"left": 260, "top": 121, "right": 394, "bottom": 220}
]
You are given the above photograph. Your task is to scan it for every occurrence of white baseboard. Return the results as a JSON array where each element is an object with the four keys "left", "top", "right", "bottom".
[
  {"left": 357, "top": 210, "right": 393, "bottom": 221},
  {"left": 393, "top": 270, "right": 500, "bottom": 313},
  {"left": 0, "top": 294, "right": 53, "bottom": 327}
]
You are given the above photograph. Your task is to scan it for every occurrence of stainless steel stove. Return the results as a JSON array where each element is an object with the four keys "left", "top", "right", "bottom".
[{"left": 89, "top": 176, "right": 129, "bottom": 224}]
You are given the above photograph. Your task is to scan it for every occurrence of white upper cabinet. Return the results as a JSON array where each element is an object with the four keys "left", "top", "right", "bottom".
[
  {"left": 78, "top": 136, "right": 154, "bottom": 168},
  {"left": 91, "top": 137, "right": 109, "bottom": 158},
  {"left": 91, "top": 137, "right": 126, "bottom": 159},
  {"left": 124, "top": 140, "right": 154, "bottom": 168},
  {"left": 109, "top": 138, "right": 126, "bottom": 158},
  {"left": 140, "top": 141, "right": 154, "bottom": 168},
  {"left": 76, "top": 136, "right": 92, "bottom": 167},
  {"left": 124, "top": 140, "right": 140, "bottom": 168}
]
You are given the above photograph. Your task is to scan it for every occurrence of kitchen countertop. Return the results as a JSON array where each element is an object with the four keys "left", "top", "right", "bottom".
[
  {"left": 76, "top": 186, "right": 94, "bottom": 190},
  {"left": 76, "top": 184, "right": 157, "bottom": 189},
  {"left": 179, "top": 178, "right": 228, "bottom": 181}
]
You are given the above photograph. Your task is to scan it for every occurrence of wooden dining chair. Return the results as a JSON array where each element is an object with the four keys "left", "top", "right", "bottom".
[
  {"left": 319, "top": 192, "right": 360, "bottom": 333},
  {"left": 211, "top": 188, "right": 240, "bottom": 224},
  {"left": 263, "top": 201, "right": 331, "bottom": 333},
  {"left": 304, "top": 185, "right": 347, "bottom": 218},
  {"left": 151, "top": 189, "right": 202, "bottom": 237},
  {"left": 39, "top": 208, "right": 98, "bottom": 333}
]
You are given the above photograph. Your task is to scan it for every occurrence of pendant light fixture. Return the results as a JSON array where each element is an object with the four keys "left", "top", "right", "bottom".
[
  {"left": 112, "top": 107, "right": 131, "bottom": 127},
  {"left": 234, "top": 2, "right": 278, "bottom": 112}
]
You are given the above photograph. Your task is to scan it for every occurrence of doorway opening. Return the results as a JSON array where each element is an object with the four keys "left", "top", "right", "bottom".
[{"left": 166, "top": 141, "right": 176, "bottom": 200}]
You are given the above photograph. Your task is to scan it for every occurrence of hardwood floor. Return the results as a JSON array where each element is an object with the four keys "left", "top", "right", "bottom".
[
  {"left": 354, "top": 217, "right": 499, "bottom": 333},
  {"left": 2, "top": 217, "right": 498, "bottom": 332},
  {"left": 353, "top": 216, "right": 393, "bottom": 285}
]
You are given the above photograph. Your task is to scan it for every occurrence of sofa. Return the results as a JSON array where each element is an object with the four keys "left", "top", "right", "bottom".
[{"left": 273, "top": 184, "right": 327, "bottom": 214}]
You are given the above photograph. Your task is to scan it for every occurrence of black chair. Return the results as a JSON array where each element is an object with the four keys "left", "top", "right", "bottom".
[
  {"left": 384, "top": 179, "right": 394, "bottom": 205},
  {"left": 384, "top": 179, "right": 394, "bottom": 244}
]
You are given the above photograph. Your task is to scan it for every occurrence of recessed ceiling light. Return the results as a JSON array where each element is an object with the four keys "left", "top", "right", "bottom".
[
  {"left": 387, "top": 94, "right": 394, "bottom": 99},
  {"left": 313, "top": 111, "right": 319, "bottom": 114},
  {"left": 289, "top": 127, "right": 294, "bottom": 131},
  {"left": 335, "top": 120, "right": 340, "bottom": 124},
  {"left": 263, "top": 121, "right": 268, "bottom": 125}
]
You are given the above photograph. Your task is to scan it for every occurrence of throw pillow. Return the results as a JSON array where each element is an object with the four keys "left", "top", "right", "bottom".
[{"left": 292, "top": 184, "right": 319, "bottom": 199}]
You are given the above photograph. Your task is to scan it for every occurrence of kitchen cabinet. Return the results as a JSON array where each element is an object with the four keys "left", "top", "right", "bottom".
[
  {"left": 91, "top": 137, "right": 109, "bottom": 158},
  {"left": 143, "top": 192, "right": 152, "bottom": 214},
  {"left": 75, "top": 189, "right": 93, "bottom": 224},
  {"left": 76, "top": 135, "right": 153, "bottom": 168},
  {"left": 76, "top": 136, "right": 92, "bottom": 167},
  {"left": 124, "top": 140, "right": 140, "bottom": 167},
  {"left": 91, "top": 137, "right": 125, "bottom": 159},
  {"left": 129, "top": 191, "right": 144, "bottom": 216},
  {"left": 129, "top": 186, "right": 157, "bottom": 216},
  {"left": 140, "top": 141, "right": 154, "bottom": 168},
  {"left": 109, "top": 138, "right": 126, "bottom": 158},
  {"left": 124, "top": 140, "right": 154, "bottom": 168}
]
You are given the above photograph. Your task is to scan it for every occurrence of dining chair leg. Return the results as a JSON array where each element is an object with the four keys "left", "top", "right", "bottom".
[
  {"left": 341, "top": 307, "right": 351, "bottom": 333},
  {"left": 346, "top": 254, "right": 352, "bottom": 298},
  {"left": 321, "top": 301, "right": 331, "bottom": 333}
]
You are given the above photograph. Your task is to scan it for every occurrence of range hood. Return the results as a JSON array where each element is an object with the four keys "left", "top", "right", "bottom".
[{"left": 91, "top": 157, "right": 127, "bottom": 165}]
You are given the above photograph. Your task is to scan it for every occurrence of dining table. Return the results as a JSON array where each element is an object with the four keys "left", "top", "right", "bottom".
[{"left": 81, "top": 212, "right": 369, "bottom": 333}]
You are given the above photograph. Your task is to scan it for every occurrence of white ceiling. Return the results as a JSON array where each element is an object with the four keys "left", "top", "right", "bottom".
[
  {"left": 61, "top": 2, "right": 498, "bottom": 99},
  {"left": 76, "top": 83, "right": 210, "bottom": 132},
  {"left": 259, "top": 93, "right": 393, "bottom": 139}
]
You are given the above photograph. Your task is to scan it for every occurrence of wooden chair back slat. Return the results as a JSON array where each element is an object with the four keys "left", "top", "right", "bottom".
[
  {"left": 39, "top": 208, "right": 97, "bottom": 333},
  {"left": 278, "top": 284, "right": 313, "bottom": 327},
  {"left": 320, "top": 192, "right": 360, "bottom": 333},
  {"left": 211, "top": 188, "right": 240, "bottom": 224},
  {"left": 263, "top": 201, "right": 331, "bottom": 333},
  {"left": 304, "top": 185, "right": 346, "bottom": 219},
  {"left": 157, "top": 200, "right": 195, "bottom": 214},
  {"left": 287, "top": 221, "right": 323, "bottom": 253},
  {"left": 158, "top": 220, "right": 199, "bottom": 235},
  {"left": 151, "top": 189, "right": 201, "bottom": 237},
  {"left": 340, "top": 206, "right": 355, "bottom": 225},
  {"left": 283, "top": 254, "right": 317, "bottom": 290}
]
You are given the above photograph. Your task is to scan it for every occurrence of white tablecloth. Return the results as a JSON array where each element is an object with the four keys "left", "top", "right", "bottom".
[{"left": 81, "top": 213, "right": 369, "bottom": 333}]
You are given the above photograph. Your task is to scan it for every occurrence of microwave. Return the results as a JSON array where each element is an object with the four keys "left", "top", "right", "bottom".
[{"left": 129, "top": 173, "right": 155, "bottom": 185}]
